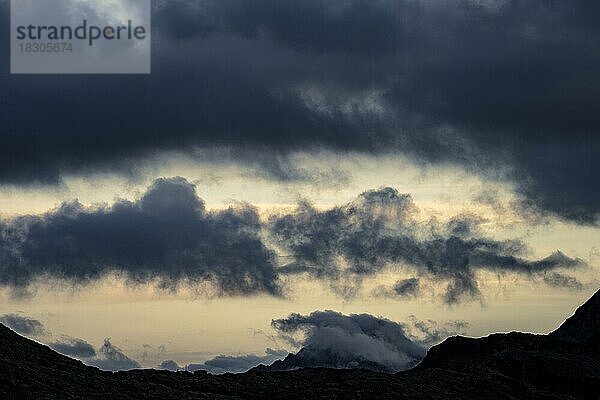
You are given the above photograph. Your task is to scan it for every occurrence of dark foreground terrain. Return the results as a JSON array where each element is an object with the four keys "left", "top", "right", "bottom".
[{"left": 1, "top": 290, "right": 599, "bottom": 399}]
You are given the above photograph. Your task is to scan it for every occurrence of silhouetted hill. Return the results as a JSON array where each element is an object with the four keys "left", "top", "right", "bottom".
[
  {"left": 551, "top": 288, "right": 600, "bottom": 346},
  {"left": 1, "top": 290, "right": 599, "bottom": 399}
]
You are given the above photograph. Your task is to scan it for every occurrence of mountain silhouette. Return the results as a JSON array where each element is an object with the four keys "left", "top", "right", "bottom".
[
  {"left": 551, "top": 288, "right": 600, "bottom": 345},
  {"left": 1, "top": 290, "right": 599, "bottom": 399}
]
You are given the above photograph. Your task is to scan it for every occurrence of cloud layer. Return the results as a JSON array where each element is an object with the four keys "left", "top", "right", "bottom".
[
  {"left": 0, "top": 178, "right": 585, "bottom": 302},
  {"left": 0, "top": 1, "right": 598, "bottom": 222}
]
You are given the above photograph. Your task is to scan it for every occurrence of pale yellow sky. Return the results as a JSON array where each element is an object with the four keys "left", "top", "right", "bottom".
[{"left": 0, "top": 276, "right": 596, "bottom": 367}]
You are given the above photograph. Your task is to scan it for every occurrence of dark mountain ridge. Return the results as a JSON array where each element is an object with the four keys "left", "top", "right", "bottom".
[
  {"left": 1, "top": 290, "right": 599, "bottom": 399},
  {"left": 551, "top": 288, "right": 600, "bottom": 345}
]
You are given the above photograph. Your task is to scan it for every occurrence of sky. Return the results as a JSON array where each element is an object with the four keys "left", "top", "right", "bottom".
[{"left": 0, "top": 0, "right": 599, "bottom": 372}]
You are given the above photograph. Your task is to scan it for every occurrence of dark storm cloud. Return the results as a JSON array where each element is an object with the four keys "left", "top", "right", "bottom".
[
  {"left": 49, "top": 337, "right": 97, "bottom": 358},
  {"left": 187, "top": 348, "right": 288, "bottom": 374},
  {"left": 0, "top": 177, "right": 281, "bottom": 296},
  {"left": 271, "top": 310, "right": 427, "bottom": 372},
  {"left": 0, "top": 313, "right": 46, "bottom": 336},
  {"left": 270, "top": 188, "right": 585, "bottom": 303},
  {"left": 0, "top": 0, "right": 599, "bottom": 222}
]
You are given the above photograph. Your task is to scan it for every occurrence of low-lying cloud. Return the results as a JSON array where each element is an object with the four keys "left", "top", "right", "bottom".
[
  {"left": 0, "top": 314, "right": 47, "bottom": 336},
  {"left": 270, "top": 310, "right": 467, "bottom": 372},
  {"left": 51, "top": 336, "right": 141, "bottom": 371},
  {"left": 48, "top": 338, "right": 142, "bottom": 371},
  {"left": 49, "top": 337, "right": 97, "bottom": 358},
  {"left": 0, "top": 316, "right": 141, "bottom": 372},
  {"left": 185, "top": 348, "right": 288, "bottom": 374},
  {"left": 157, "top": 359, "right": 182, "bottom": 371},
  {"left": 157, "top": 310, "right": 465, "bottom": 375},
  {"left": 85, "top": 338, "right": 141, "bottom": 371}
]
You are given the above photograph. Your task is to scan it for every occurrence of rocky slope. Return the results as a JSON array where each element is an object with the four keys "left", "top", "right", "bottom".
[{"left": 0, "top": 290, "right": 599, "bottom": 399}]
